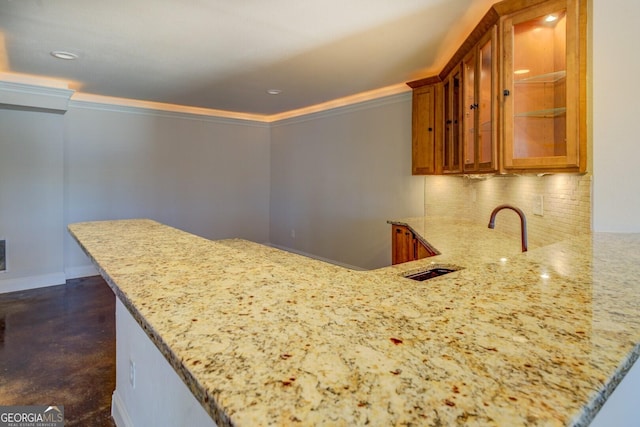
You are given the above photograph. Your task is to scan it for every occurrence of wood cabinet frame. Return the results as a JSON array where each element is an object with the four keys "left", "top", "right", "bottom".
[
  {"left": 501, "top": 0, "right": 587, "bottom": 173},
  {"left": 407, "top": 0, "right": 587, "bottom": 175}
]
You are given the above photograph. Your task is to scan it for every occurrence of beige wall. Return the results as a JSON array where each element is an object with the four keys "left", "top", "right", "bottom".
[{"left": 423, "top": 174, "right": 591, "bottom": 248}]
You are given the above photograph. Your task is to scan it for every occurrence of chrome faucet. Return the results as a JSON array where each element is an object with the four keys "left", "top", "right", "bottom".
[{"left": 488, "top": 204, "right": 528, "bottom": 252}]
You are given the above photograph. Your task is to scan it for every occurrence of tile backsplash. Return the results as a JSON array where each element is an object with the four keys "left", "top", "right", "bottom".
[{"left": 424, "top": 174, "right": 592, "bottom": 248}]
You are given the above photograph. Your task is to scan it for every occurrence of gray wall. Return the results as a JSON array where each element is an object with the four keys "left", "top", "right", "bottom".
[
  {"left": 1, "top": 91, "right": 422, "bottom": 293},
  {"left": 0, "top": 108, "right": 65, "bottom": 288},
  {"left": 0, "top": 97, "right": 271, "bottom": 292},
  {"left": 269, "top": 94, "right": 424, "bottom": 270},
  {"left": 64, "top": 104, "right": 272, "bottom": 278}
]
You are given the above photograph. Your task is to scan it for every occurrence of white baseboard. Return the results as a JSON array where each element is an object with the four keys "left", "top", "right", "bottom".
[
  {"left": 267, "top": 243, "right": 364, "bottom": 271},
  {"left": 0, "top": 272, "right": 66, "bottom": 294},
  {"left": 65, "top": 264, "right": 99, "bottom": 280},
  {"left": 111, "top": 389, "right": 133, "bottom": 427}
]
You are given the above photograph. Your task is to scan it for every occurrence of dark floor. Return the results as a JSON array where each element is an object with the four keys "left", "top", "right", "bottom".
[{"left": 0, "top": 276, "right": 116, "bottom": 426}]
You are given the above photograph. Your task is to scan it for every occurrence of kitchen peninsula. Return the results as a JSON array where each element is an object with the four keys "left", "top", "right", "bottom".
[{"left": 68, "top": 219, "right": 640, "bottom": 426}]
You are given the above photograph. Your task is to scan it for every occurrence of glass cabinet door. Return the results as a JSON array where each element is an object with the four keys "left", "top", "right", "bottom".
[
  {"left": 478, "top": 35, "right": 495, "bottom": 170},
  {"left": 503, "top": 0, "right": 582, "bottom": 171},
  {"left": 443, "top": 66, "right": 462, "bottom": 174},
  {"left": 463, "top": 53, "right": 476, "bottom": 170},
  {"left": 463, "top": 28, "right": 496, "bottom": 173}
]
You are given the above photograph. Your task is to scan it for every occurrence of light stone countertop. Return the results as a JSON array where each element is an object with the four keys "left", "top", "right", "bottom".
[
  {"left": 385, "top": 216, "right": 532, "bottom": 268},
  {"left": 68, "top": 218, "right": 640, "bottom": 426}
]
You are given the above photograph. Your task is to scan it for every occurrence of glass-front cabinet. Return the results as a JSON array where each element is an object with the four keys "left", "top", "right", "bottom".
[
  {"left": 442, "top": 65, "right": 462, "bottom": 174},
  {"left": 407, "top": 0, "right": 586, "bottom": 176},
  {"left": 502, "top": 0, "right": 584, "bottom": 172},
  {"left": 463, "top": 28, "right": 497, "bottom": 173}
]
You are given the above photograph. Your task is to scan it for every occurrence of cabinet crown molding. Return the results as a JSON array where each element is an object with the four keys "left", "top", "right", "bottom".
[{"left": 407, "top": 0, "right": 555, "bottom": 88}]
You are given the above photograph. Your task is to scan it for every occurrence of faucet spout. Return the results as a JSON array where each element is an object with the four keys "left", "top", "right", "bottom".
[{"left": 488, "top": 204, "right": 528, "bottom": 252}]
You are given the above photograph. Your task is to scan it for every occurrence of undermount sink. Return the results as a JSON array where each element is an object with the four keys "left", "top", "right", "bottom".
[{"left": 404, "top": 267, "right": 458, "bottom": 281}]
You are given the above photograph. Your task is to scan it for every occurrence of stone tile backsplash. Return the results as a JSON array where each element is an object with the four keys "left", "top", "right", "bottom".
[{"left": 424, "top": 174, "right": 592, "bottom": 248}]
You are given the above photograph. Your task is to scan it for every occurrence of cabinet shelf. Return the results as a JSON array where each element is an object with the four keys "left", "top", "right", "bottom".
[
  {"left": 515, "top": 107, "right": 566, "bottom": 118},
  {"left": 515, "top": 70, "right": 566, "bottom": 84}
]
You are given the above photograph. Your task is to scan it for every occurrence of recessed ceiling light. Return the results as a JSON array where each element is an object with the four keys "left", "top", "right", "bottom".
[
  {"left": 266, "top": 89, "right": 282, "bottom": 95},
  {"left": 545, "top": 15, "right": 558, "bottom": 22},
  {"left": 50, "top": 51, "right": 79, "bottom": 60}
]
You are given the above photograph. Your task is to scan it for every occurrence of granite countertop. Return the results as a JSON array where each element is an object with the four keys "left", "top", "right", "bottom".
[
  {"left": 68, "top": 218, "right": 640, "bottom": 426},
  {"left": 386, "top": 216, "right": 531, "bottom": 267}
]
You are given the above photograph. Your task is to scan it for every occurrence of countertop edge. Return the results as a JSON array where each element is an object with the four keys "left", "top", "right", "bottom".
[
  {"left": 572, "top": 345, "right": 640, "bottom": 427},
  {"left": 68, "top": 223, "right": 233, "bottom": 427}
]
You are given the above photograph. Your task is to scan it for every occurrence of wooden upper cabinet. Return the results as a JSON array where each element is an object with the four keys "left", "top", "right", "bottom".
[
  {"left": 411, "top": 83, "right": 441, "bottom": 175},
  {"left": 501, "top": 0, "right": 586, "bottom": 172},
  {"left": 463, "top": 27, "right": 498, "bottom": 173},
  {"left": 407, "top": 0, "right": 587, "bottom": 175}
]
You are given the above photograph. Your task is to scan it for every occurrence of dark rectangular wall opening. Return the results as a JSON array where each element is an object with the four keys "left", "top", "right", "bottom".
[{"left": 0, "top": 240, "right": 5, "bottom": 272}]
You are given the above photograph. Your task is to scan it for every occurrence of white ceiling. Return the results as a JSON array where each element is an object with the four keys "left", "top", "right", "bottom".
[{"left": 0, "top": 0, "right": 496, "bottom": 115}]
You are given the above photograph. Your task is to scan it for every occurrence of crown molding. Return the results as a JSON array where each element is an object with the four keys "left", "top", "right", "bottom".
[
  {"left": 270, "top": 90, "right": 411, "bottom": 127},
  {"left": 0, "top": 75, "right": 411, "bottom": 124},
  {"left": 267, "top": 83, "right": 411, "bottom": 123},
  {"left": 68, "top": 95, "right": 271, "bottom": 128},
  {"left": 0, "top": 81, "right": 74, "bottom": 113}
]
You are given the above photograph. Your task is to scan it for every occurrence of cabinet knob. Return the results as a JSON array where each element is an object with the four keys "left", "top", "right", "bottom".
[
  {"left": 428, "top": 127, "right": 433, "bottom": 132},
  {"left": 503, "top": 89, "right": 510, "bottom": 96},
  {"left": 470, "top": 103, "right": 479, "bottom": 110}
]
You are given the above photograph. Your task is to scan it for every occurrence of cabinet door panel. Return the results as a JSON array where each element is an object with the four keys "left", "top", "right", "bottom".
[
  {"left": 502, "top": 0, "right": 584, "bottom": 172},
  {"left": 443, "top": 66, "right": 462, "bottom": 174},
  {"left": 412, "top": 85, "right": 438, "bottom": 175},
  {"left": 416, "top": 241, "right": 435, "bottom": 260},
  {"left": 463, "top": 53, "right": 476, "bottom": 169},
  {"left": 392, "top": 226, "right": 415, "bottom": 265},
  {"left": 478, "top": 34, "right": 495, "bottom": 169},
  {"left": 463, "top": 27, "right": 497, "bottom": 173}
]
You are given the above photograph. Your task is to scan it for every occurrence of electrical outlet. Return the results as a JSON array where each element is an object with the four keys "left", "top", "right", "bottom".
[
  {"left": 129, "top": 358, "right": 136, "bottom": 388},
  {"left": 290, "top": 229, "right": 296, "bottom": 239},
  {"left": 533, "top": 195, "right": 544, "bottom": 216}
]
